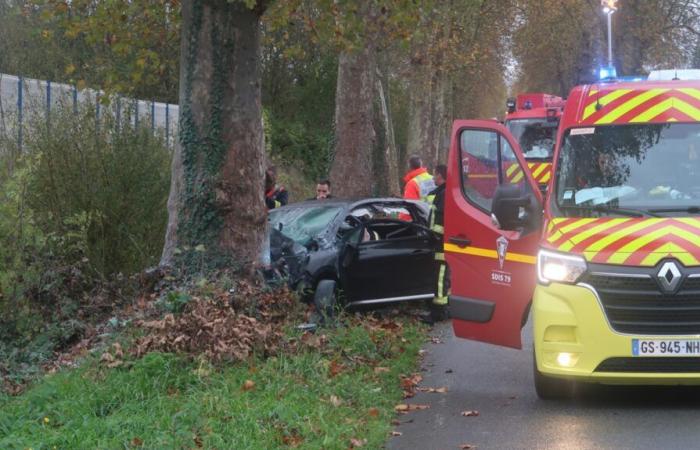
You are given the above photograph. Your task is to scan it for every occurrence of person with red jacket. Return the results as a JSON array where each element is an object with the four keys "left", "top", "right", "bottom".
[
  {"left": 403, "top": 155, "right": 436, "bottom": 201},
  {"left": 265, "top": 166, "right": 288, "bottom": 209}
]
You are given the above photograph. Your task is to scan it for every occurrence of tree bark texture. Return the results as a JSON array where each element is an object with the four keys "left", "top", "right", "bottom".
[
  {"left": 330, "top": 47, "right": 377, "bottom": 198},
  {"left": 375, "top": 66, "right": 400, "bottom": 196},
  {"left": 161, "top": 0, "right": 266, "bottom": 268}
]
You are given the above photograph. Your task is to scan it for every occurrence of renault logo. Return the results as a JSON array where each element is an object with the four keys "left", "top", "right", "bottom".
[{"left": 657, "top": 261, "right": 682, "bottom": 293}]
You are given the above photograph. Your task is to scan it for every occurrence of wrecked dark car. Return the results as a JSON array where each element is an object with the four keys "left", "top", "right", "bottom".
[{"left": 263, "top": 198, "right": 439, "bottom": 314}]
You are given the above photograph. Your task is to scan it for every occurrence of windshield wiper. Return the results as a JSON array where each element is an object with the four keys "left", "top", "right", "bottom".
[
  {"left": 558, "top": 205, "right": 658, "bottom": 218},
  {"left": 647, "top": 206, "right": 700, "bottom": 214}
]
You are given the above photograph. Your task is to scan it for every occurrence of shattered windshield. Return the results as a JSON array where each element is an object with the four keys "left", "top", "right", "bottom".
[
  {"left": 506, "top": 118, "right": 558, "bottom": 159},
  {"left": 554, "top": 123, "right": 700, "bottom": 216},
  {"left": 268, "top": 205, "right": 343, "bottom": 245}
]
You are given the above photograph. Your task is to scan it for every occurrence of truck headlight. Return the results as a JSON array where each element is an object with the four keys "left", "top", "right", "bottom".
[{"left": 537, "top": 249, "right": 587, "bottom": 285}]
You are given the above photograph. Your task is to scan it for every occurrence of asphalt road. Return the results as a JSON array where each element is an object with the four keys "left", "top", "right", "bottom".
[{"left": 387, "top": 320, "right": 700, "bottom": 450}]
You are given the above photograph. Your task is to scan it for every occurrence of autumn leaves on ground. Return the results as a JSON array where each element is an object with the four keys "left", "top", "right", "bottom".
[{"left": 0, "top": 274, "right": 430, "bottom": 449}]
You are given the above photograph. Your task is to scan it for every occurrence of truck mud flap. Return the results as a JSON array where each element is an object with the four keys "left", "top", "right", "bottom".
[{"left": 449, "top": 296, "right": 495, "bottom": 323}]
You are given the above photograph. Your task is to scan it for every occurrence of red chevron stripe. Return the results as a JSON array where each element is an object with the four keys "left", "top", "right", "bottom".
[
  {"left": 647, "top": 107, "right": 696, "bottom": 123},
  {"left": 548, "top": 218, "right": 618, "bottom": 248},
  {"left": 568, "top": 218, "right": 636, "bottom": 253},
  {"left": 582, "top": 90, "right": 645, "bottom": 123},
  {"left": 579, "top": 219, "right": 669, "bottom": 255},
  {"left": 614, "top": 91, "right": 671, "bottom": 123},
  {"left": 623, "top": 233, "right": 695, "bottom": 266}
]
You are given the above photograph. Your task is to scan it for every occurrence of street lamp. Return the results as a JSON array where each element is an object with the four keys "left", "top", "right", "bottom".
[{"left": 601, "top": 0, "right": 618, "bottom": 69}]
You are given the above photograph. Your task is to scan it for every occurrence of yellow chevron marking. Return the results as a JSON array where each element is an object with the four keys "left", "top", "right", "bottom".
[
  {"left": 595, "top": 89, "right": 669, "bottom": 124},
  {"left": 678, "top": 88, "right": 700, "bottom": 101},
  {"left": 583, "top": 219, "right": 663, "bottom": 259},
  {"left": 511, "top": 170, "right": 525, "bottom": 183},
  {"left": 546, "top": 218, "right": 597, "bottom": 243},
  {"left": 539, "top": 172, "right": 551, "bottom": 183},
  {"left": 607, "top": 226, "right": 700, "bottom": 264},
  {"left": 589, "top": 89, "right": 599, "bottom": 97},
  {"left": 558, "top": 218, "right": 630, "bottom": 252},
  {"left": 444, "top": 243, "right": 536, "bottom": 264},
  {"left": 640, "top": 242, "right": 700, "bottom": 266},
  {"left": 630, "top": 98, "right": 700, "bottom": 122},
  {"left": 583, "top": 89, "right": 632, "bottom": 120},
  {"left": 531, "top": 163, "right": 548, "bottom": 179},
  {"left": 668, "top": 118, "right": 678, "bottom": 122},
  {"left": 506, "top": 164, "right": 520, "bottom": 177},
  {"left": 676, "top": 218, "right": 700, "bottom": 231}
]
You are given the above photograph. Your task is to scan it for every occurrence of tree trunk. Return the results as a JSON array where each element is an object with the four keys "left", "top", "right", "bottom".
[
  {"left": 161, "top": 0, "right": 267, "bottom": 270},
  {"left": 375, "top": 65, "right": 400, "bottom": 196},
  {"left": 406, "top": 62, "right": 435, "bottom": 169},
  {"left": 329, "top": 47, "right": 377, "bottom": 198}
]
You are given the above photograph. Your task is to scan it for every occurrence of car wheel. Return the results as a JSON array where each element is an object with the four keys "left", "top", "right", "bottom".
[
  {"left": 313, "top": 279, "right": 337, "bottom": 325},
  {"left": 533, "top": 350, "right": 574, "bottom": 400}
]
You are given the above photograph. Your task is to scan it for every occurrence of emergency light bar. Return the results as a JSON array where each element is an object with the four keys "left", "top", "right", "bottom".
[{"left": 599, "top": 65, "right": 617, "bottom": 81}]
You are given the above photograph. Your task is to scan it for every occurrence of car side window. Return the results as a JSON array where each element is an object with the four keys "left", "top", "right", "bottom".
[{"left": 460, "top": 129, "right": 534, "bottom": 212}]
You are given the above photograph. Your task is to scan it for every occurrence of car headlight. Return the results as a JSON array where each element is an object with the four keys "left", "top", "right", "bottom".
[{"left": 537, "top": 249, "right": 587, "bottom": 285}]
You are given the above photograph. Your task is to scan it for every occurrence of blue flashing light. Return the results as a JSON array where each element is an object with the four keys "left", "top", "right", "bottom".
[{"left": 599, "top": 65, "right": 618, "bottom": 80}]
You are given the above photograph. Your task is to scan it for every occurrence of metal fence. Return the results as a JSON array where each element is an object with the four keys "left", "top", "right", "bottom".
[{"left": 0, "top": 73, "right": 179, "bottom": 149}]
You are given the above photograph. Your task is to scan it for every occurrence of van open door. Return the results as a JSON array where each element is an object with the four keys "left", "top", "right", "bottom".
[{"left": 445, "top": 120, "right": 543, "bottom": 349}]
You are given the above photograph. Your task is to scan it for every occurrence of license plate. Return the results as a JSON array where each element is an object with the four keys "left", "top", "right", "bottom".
[{"left": 632, "top": 339, "right": 700, "bottom": 357}]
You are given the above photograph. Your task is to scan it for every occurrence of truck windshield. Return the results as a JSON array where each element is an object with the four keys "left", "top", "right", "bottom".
[
  {"left": 554, "top": 123, "right": 700, "bottom": 216},
  {"left": 506, "top": 118, "right": 558, "bottom": 159}
]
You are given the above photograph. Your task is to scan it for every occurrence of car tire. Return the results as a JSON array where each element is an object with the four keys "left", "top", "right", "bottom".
[
  {"left": 313, "top": 279, "right": 337, "bottom": 325},
  {"left": 533, "top": 350, "right": 574, "bottom": 400}
]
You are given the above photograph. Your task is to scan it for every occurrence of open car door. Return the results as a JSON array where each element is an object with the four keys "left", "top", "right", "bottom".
[{"left": 445, "top": 120, "right": 543, "bottom": 349}]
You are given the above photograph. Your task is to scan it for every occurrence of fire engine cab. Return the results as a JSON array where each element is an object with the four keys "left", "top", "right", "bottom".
[
  {"left": 504, "top": 93, "right": 564, "bottom": 189},
  {"left": 446, "top": 77, "right": 700, "bottom": 398}
]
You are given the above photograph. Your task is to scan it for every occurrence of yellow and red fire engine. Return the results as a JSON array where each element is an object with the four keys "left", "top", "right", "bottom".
[{"left": 446, "top": 75, "right": 700, "bottom": 398}]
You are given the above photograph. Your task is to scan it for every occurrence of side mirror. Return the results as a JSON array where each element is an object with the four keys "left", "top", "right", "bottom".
[{"left": 491, "top": 184, "right": 538, "bottom": 231}]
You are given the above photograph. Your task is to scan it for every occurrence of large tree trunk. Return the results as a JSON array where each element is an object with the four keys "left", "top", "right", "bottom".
[
  {"left": 375, "top": 66, "right": 400, "bottom": 196},
  {"left": 161, "top": 0, "right": 267, "bottom": 269},
  {"left": 329, "top": 47, "right": 377, "bottom": 198}
]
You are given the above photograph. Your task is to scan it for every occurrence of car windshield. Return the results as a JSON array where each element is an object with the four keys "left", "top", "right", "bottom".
[
  {"left": 554, "top": 123, "right": 700, "bottom": 216},
  {"left": 506, "top": 118, "right": 558, "bottom": 159},
  {"left": 268, "top": 205, "right": 343, "bottom": 245}
]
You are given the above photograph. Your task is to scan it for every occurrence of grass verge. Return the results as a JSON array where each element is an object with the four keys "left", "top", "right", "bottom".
[{"left": 0, "top": 317, "right": 426, "bottom": 449}]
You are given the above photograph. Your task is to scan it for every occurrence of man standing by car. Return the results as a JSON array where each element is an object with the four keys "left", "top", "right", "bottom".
[
  {"left": 312, "top": 179, "right": 333, "bottom": 200},
  {"left": 426, "top": 164, "right": 449, "bottom": 323},
  {"left": 403, "top": 155, "right": 436, "bottom": 201}
]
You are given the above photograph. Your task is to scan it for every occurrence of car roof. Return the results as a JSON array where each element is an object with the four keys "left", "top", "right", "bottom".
[{"left": 275, "top": 197, "right": 426, "bottom": 210}]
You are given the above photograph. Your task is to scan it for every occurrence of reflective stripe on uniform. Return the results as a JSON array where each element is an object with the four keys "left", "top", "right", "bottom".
[
  {"left": 434, "top": 263, "right": 448, "bottom": 305},
  {"left": 413, "top": 172, "right": 436, "bottom": 200}
]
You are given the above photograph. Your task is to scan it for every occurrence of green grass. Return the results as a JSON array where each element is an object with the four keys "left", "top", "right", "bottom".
[{"left": 0, "top": 320, "right": 425, "bottom": 449}]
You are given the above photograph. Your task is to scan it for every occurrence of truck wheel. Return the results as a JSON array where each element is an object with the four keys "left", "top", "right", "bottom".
[
  {"left": 533, "top": 351, "right": 574, "bottom": 400},
  {"left": 313, "top": 279, "right": 337, "bottom": 325}
]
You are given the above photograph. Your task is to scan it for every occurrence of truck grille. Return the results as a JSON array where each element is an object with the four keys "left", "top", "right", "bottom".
[
  {"left": 583, "top": 268, "right": 700, "bottom": 335},
  {"left": 596, "top": 357, "right": 700, "bottom": 373}
]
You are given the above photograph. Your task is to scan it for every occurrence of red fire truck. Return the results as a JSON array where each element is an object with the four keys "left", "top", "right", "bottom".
[
  {"left": 446, "top": 76, "right": 700, "bottom": 398},
  {"left": 503, "top": 93, "right": 564, "bottom": 189}
]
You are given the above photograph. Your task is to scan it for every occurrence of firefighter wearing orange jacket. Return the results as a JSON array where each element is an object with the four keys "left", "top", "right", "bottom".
[{"left": 403, "top": 155, "right": 436, "bottom": 201}]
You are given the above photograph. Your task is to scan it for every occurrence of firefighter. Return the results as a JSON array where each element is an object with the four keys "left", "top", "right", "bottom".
[
  {"left": 426, "top": 164, "right": 449, "bottom": 323},
  {"left": 403, "top": 155, "right": 436, "bottom": 201},
  {"left": 265, "top": 166, "right": 288, "bottom": 209}
]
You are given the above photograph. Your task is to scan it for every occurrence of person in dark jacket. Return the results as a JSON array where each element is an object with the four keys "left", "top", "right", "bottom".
[
  {"left": 265, "top": 166, "right": 288, "bottom": 209},
  {"left": 425, "top": 164, "right": 449, "bottom": 323}
]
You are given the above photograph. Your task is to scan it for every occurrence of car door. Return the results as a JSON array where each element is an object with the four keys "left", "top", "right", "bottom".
[
  {"left": 340, "top": 204, "right": 435, "bottom": 303},
  {"left": 445, "top": 120, "right": 543, "bottom": 349}
]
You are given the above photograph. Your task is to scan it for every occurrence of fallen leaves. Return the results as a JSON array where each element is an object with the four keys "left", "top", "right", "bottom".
[
  {"left": 416, "top": 386, "right": 448, "bottom": 393},
  {"left": 459, "top": 444, "right": 476, "bottom": 449},
  {"left": 330, "top": 395, "right": 342, "bottom": 407},
  {"left": 390, "top": 431, "right": 403, "bottom": 437},
  {"left": 133, "top": 284, "right": 300, "bottom": 363},
  {"left": 328, "top": 360, "right": 345, "bottom": 378},
  {"left": 100, "top": 342, "right": 125, "bottom": 368},
  {"left": 242, "top": 380, "right": 255, "bottom": 391},
  {"left": 400, "top": 373, "right": 423, "bottom": 398},
  {"left": 373, "top": 366, "right": 390, "bottom": 374},
  {"left": 368, "top": 407, "right": 380, "bottom": 417},
  {"left": 349, "top": 438, "right": 367, "bottom": 448},
  {"left": 430, "top": 336, "right": 443, "bottom": 344},
  {"left": 394, "top": 403, "right": 430, "bottom": 413},
  {"left": 461, "top": 410, "right": 479, "bottom": 417}
]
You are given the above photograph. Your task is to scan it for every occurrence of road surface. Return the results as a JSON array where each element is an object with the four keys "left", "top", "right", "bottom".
[{"left": 387, "top": 321, "right": 700, "bottom": 450}]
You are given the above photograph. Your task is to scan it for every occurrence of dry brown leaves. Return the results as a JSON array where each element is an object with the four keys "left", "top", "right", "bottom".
[
  {"left": 459, "top": 444, "right": 477, "bottom": 449},
  {"left": 461, "top": 410, "right": 480, "bottom": 417},
  {"left": 133, "top": 283, "right": 300, "bottom": 364},
  {"left": 400, "top": 373, "right": 423, "bottom": 398},
  {"left": 394, "top": 403, "right": 430, "bottom": 413},
  {"left": 100, "top": 342, "right": 125, "bottom": 368},
  {"left": 349, "top": 438, "right": 367, "bottom": 448},
  {"left": 416, "top": 386, "right": 448, "bottom": 394}
]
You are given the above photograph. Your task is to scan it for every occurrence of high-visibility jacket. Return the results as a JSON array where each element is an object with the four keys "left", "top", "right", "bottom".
[
  {"left": 426, "top": 183, "right": 445, "bottom": 236},
  {"left": 265, "top": 185, "right": 288, "bottom": 209},
  {"left": 403, "top": 168, "right": 436, "bottom": 201}
]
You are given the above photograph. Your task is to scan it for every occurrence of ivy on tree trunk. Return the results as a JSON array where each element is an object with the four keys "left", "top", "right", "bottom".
[{"left": 161, "top": 0, "right": 267, "bottom": 271}]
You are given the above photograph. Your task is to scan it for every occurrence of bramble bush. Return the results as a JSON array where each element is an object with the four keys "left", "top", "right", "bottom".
[{"left": 0, "top": 104, "right": 171, "bottom": 385}]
